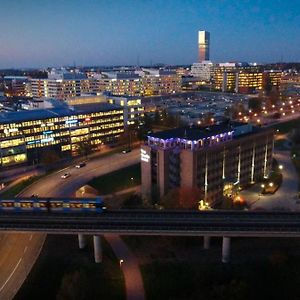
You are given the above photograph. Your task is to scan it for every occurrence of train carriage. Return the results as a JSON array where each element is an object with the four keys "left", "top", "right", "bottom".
[{"left": 0, "top": 197, "right": 104, "bottom": 213}]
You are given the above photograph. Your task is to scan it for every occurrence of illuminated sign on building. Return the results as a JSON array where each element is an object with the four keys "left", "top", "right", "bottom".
[
  {"left": 65, "top": 120, "right": 78, "bottom": 125},
  {"left": 43, "top": 130, "right": 53, "bottom": 135},
  {"left": 141, "top": 149, "right": 150, "bottom": 163},
  {"left": 41, "top": 137, "right": 54, "bottom": 143}
]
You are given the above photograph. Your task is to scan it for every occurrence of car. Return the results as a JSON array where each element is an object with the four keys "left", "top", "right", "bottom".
[
  {"left": 122, "top": 149, "right": 131, "bottom": 154},
  {"left": 61, "top": 173, "right": 71, "bottom": 179},
  {"left": 75, "top": 162, "right": 86, "bottom": 168}
]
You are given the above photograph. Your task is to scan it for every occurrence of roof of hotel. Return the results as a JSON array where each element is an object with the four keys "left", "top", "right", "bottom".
[
  {"left": 0, "top": 103, "right": 122, "bottom": 124},
  {"left": 148, "top": 122, "right": 259, "bottom": 141}
]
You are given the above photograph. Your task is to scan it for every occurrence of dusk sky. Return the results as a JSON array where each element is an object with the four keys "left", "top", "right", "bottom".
[{"left": 0, "top": 0, "right": 299, "bottom": 68}]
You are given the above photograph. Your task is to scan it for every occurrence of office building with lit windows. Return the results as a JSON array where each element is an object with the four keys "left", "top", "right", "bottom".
[
  {"left": 66, "top": 94, "right": 145, "bottom": 126},
  {"left": 198, "top": 31, "right": 210, "bottom": 62},
  {"left": 107, "top": 96, "right": 144, "bottom": 126},
  {"left": 141, "top": 122, "right": 273, "bottom": 205},
  {"left": 0, "top": 101, "right": 124, "bottom": 167},
  {"left": 213, "top": 64, "right": 280, "bottom": 94}
]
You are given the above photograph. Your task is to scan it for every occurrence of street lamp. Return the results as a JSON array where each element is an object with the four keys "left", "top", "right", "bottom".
[
  {"left": 261, "top": 184, "right": 265, "bottom": 188},
  {"left": 278, "top": 165, "right": 283, "bottom": 170},
  {"left": 269, "top": 182, "right": 274, "bottom": 187},
  {"left": 119, "top": 259, "right": 124, "bottom": 267}
]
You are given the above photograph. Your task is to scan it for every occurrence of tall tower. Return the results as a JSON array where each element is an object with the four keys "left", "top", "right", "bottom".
[{"left": 198, "top": 31, "right": 210, "bottom": 62}]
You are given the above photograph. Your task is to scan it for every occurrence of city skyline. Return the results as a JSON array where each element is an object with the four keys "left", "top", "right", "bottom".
[{"left": 0, "top": 0, "right": 299, "bottom": 68}]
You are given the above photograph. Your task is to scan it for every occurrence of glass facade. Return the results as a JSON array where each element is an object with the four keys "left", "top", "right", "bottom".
[{"left": 0, "top": 106, "right": 124, "bottom": 167}]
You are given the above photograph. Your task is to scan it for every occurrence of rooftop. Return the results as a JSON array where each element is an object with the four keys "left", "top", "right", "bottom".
[
  {"left": 148, "top": 121, "right": 257, "bottom": 141},
  {"left": 0, "top": 102, "right": 122, "bottom": 124}
]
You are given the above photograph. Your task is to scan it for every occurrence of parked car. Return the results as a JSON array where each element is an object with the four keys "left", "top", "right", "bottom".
[
  {"left": 122, "top": 148, "right": 131, "bottom": 154},
  {"left": 75, "top": 162, "right": 86, "bottom": 168},
  {"left": 61, "top": 173, "right": 71, "bottom": 179}
]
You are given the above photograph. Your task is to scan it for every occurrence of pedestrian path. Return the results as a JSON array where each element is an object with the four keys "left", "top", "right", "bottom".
[{"left": 105, "top": 234, "right": 145, "bottom": 300}]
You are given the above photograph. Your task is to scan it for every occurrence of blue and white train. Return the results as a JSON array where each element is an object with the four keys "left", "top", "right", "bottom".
[{"left": 0, "top": 197, "right": 105, "bottom": 213}]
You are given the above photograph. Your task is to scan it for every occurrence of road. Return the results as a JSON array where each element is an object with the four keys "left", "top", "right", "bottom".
[{"left": 0, "top": 149, "right": 140, "bottom": 300}]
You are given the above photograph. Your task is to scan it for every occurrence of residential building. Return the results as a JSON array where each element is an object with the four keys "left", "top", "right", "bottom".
[
  {"left": 141, "top": 122, "right": 273, "bottom": 205},
  {"left": 30, "top": 71, "right": 96, "bottom": 100}
]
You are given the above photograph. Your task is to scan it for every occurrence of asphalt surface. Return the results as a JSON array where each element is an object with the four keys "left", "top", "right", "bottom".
[{"left": 0, "top": 149, "right": 140, "bottom": 300}]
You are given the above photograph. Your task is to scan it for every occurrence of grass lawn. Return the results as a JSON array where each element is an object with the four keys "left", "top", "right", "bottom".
[
  {"left": 88, "top": 163, "right": 141, "bottom": 195},
  {"left": 15, "top": 235, "right": 125, "bottom": 300},
  {"left": 0, "top": 176, "right": 42, "bottom": 198},
  {"left": 141, "top": 258, "right": 300, "bottom": 300},
  {"left": 124, "top": 236, "right": 300, "bottom": 300},
  {"left": 271, "top": 117, "right": 300, "bottom": 134}
]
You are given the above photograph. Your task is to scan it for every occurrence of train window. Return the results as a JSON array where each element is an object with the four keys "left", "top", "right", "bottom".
[
  {"left": 1, "top": 202, "right": 14, "bottom": 207},
  {"left": 63, "top": 203, "right": 70, "bottom": 208},
  {"left": 20, "top": 202, "right": 33, "bottom": 208},
  {"left": 51, "top": 202, "right": 63, "bottom": 208},
  {"left": 70, "top": 203, "right": 83, "bottom": 208},
  {"left": 39, "top": 203, "right": 46, "bottom": 208}
]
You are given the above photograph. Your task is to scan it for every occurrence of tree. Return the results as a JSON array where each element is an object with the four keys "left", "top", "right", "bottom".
[
  {"left": 160, "top": 187, "right": 203, "bottom": 209},
  {"left": 56, "top": 269, "right": 92, "bottom": 300},
  {"left": 122, "top": 194, "right": 144, "bottom": 209},
  {"left": 248, "top": 98, "right": 262, "bottom": 112},
  {"left": 77, "top": 139, "right": 93, "bottom": 159}
]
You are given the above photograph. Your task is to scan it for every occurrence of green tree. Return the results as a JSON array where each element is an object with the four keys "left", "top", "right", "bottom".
[
  {"left": 77, "top": 139, "right": 93, "bottom": 159},
  {"left": 122, "top": 194, "right": 144, "bottom": 209},
  {"left": 248, "top": 98, "right": 262, "bottom": 112},
  {"left": 56, "top": 269, "right": 92, "bottom": 300}
]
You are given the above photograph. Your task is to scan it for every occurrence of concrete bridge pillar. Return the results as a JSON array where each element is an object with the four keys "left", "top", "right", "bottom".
[
  {"left": 222, "top": 237, "right": 231, "bottom": 263},
  {"left": 203, "top": 236, "right": 211, "bottom": 250},
  {"left": 93, "top": 235, "right": 102, "bottom": 263},
  {"left": 78, "top": 234, "right": 87, "bottom": 249}
]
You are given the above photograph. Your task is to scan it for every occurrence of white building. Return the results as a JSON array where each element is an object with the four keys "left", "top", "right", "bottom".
[{"left": 190, "top": 61, "right": 214, "bottom": 81}]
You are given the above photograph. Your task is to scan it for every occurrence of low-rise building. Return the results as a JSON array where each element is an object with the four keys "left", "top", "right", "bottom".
[{"left": 4, "top": 76, "right": 30, "bottom": 97}]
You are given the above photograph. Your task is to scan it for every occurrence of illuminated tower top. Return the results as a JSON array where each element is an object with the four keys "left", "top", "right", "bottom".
[{"left": 198, "top": 30, "right": 210, "bottom": 62}]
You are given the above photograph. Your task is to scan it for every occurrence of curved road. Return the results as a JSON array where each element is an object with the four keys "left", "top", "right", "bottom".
[{"left": 0, "top": 149, "right": 140, "bottom": 300}]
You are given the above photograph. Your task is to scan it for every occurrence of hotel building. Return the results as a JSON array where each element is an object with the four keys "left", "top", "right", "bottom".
[
  {"left": 0, "top": 101, "right": 124, "bottom": 167},
  {"left": 141, "top": 122, "right": 273, "bottom": 205}
]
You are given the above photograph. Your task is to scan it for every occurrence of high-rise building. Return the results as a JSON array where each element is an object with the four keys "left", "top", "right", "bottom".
[{"left": 198, "top": 31, "right": 210, "bottom": 62}]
